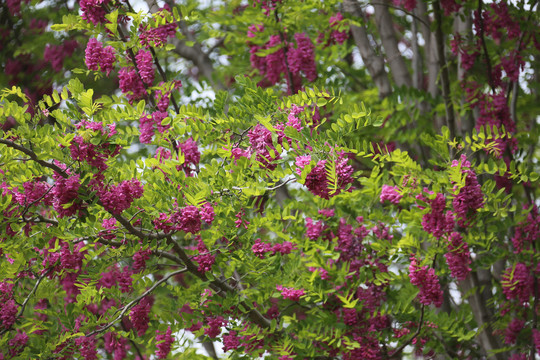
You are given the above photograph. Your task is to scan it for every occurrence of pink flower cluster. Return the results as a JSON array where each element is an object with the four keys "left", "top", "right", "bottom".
[
  {"left": 85, "top": 38, "right": 116, "bottom": 76},
  {"left": 452, "top": 156, "right": 484, "bottom": 227},
  {"left": 476, "top": 2, "right": 521, "bottom": 42},
  {"left": 155, "top": 326, "right": 174, "bottom": 359},
  {"left": 204, "top": 316, "right": 226, "bottom": 338},
  {"left": 276, "top": 285, "right": 304, "bottom": 301},
  {"left": 501, "top": 263, "right": 533, "bottom": 303},
  {"left": 74, "top": 336, "right": 98, "bottom": 360},
  {"left": 8, "top": 330, "right": 28, "bottom": 357},
  {"left": 80, "top": 0, "right": 108, "bottom": 25},
  {"left": 44, "top": 40, "right": 77, "bottom": 72},
  {"left": 135, "top": 49, "right": 155, "bottom": 85},
  {"left": 70, "top": 135, "right": 120, "bottom": 172},
  {"left": 52, "top": 171, "right": 83, "bottom": 218},
  {"left": 132, "top": 248, "right": 152, "bottom": 272},
  {"left": 251, "top": 238, "right": 295, "bottom": 259},
  {"left": 139, "top": 12, "right": 177, "bottom": 48},
  {"left": 130, "top": 297, "right": 152, "bottom": 336},
  {"left": 504, "top": 318, "right": 524, "bottom": 345},
  {"left": 295, "top": 153, "right": 354, "bottom": 199},
  {"left": 154, "top": 203, "right": 214, "bottom": 235},
  {"left": 392, "top": 0, "right": 416, "bottom": 12},
  {"left": 154, "top": 80, "right": 182, "bottom": 111},
  {"left": 99, "top": 266, "right": 132, "bottom": 293},
  {"left": 222, "top": 331, "right": 241, "bottom": 352},
  {"left": 328, "top": 13, "right": 349, "bottom": 45},
  {"left": 12, "top": 180, "right": 52, "bottom": 207},
  {"left": 139, "top": 111, "right": 170, "bottom": 143},
  {"left": 179, "top": 138, "right": 201, "bottom": 176},
  {"left": 287, "top": 33, "right": 317, "bottom": 82},
  {"left": 416, "top": 190, "right": 454, "bottom": 238},
  {"left": 104, "top": 332, "right": 130, "bottom": 359},
  {"left": 249, "top": 32, "right": 317, "bottom": 89},
  {"left": 408, "top": 255, "right": 443, "bottom": 307},
  {"left": 444, "top": 232, "right": 471, "bottom": 280},
  {"left": 512, "top": 206, "right": 540, "bottom": 253},
  {"left": 194, "top": 237, "right": 215, "bottom": 273},
  {"left": 119, "top": 67, "right": 146, "bottom": 103},
  {"left": 248, "top": 124, "right": 280, "bottom": 170},
  {"left": 0, "top": 282, "right": 18, "bottom": 330},
  {"left": 98, "top": 178, "right": 144, "bottom": 215},
  {"left": 380, "top": 184, "right": 402, "bottom": 204},
  {"left": 305, "top": 217, "right": 325, "bottom": 240}
]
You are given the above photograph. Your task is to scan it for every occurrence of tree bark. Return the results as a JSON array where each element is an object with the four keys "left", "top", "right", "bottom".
[
  {"left": 372, "top": 0, "right": 412, "bottom": 88},
  {"left": 343, "top": 0, "right": 392, "bottom": 98}
]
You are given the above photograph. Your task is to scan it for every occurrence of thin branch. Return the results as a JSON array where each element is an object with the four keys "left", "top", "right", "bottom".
[
  {"left": 531, "top": 274, "right": 538, "bottom": 359},
  {"left": 0, "top": 139, "right": 67, "bottom": 177},
  {"left": 0, "top": 269, "right": 51, "bottom": 336},
  {"left": 165, "top": 236, "right": 272, "bottom": 329},
  {"left": 389, "top": 305, "right": 425, "bottom": 358},
  {"left": 85, "top": 267, "right": 188, "bottom": 337}
]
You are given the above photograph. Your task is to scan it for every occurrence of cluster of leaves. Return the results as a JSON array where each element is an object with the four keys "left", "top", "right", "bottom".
[{"left": 0, "top": 0, "right": 539, "bottom": 359}]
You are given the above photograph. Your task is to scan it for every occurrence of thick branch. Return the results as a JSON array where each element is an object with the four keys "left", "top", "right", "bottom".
[
  {"left": 372, "top": 0, "right": 412, "bottom": 88},
  {"left": 433, "top": 0, "right": 457, "bottom": 147}
]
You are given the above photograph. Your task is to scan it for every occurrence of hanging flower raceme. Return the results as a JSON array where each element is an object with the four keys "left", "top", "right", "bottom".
[
  {"left": 416, "top": 190, "right": 454, "bottom": 238},
  {"left": 80, "top": 0, "right": 108, "bottom": 25},
  {"left": 84, "top": 38, "right": 116, "bottom": 75},
  {"left": 97, "top": 178, "right": 144, "bottom": 215},
  {"left": 0, "top": 282, "right": 18, "bottom": 330},
  {"left": 135, "top": 49, "right": 155, "bottom": 85},
  {"left": 118, "top": 67, "right": 146, "bottom": 103},
  {"left": 451, "top": 155, "right": 484, "bottom": 227},
  {"left": 295, "top": 153, "right": 354, "bottom": 199},
  {"left": 287, "top": 33, "right": 317, "bottom": 82},
  {"left": 444, "top": 232, "right": 471, "bottom": 280},
  {"left": 408, "top": 255, "right": 443, "bottom": 307},
  {"left": 329, "top": 12, "right": 349, "bottom": 45},
  {"left": 155, "top": 326, "right": 174, "bottom": 359},
  {"left": 380, "top": 184, "right": 402, "bottom": 205},
  {"left": 501, "top": 263, "right": 533, "bottom": 303}
]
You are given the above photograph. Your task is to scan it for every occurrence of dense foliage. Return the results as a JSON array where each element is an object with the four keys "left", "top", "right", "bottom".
[{"left": 0, "top": 0, "right": 539, "bottom": 359}]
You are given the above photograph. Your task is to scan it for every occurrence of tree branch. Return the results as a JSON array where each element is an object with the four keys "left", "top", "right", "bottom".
[
  {"left": 372, "top": 0, "right": 412, "bottom": 88},
  {"left": 85, "top": 267, "right": 188, "bottom": 337},
  {"left": 343, "top": 0, "right": 392, "bottom": 98},
  {"left": 389, "top": 305, "right": 424, "bottom": 358},
  {"left": 433, "top": 0, "right": 457, "bottom": 150},
  {"left": 0, "top": 269, "right": 51, "bottom": 336},
  {"left": 165, "top": 236, "right": 272, "bottom": 329},
  {"left": 0, "top": 139, "right": 67, "bottom": 178}
]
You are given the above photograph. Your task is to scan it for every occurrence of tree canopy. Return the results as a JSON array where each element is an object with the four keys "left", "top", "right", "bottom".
[{"left": 0, "top": 0, "right": 539, "bottom": 359}]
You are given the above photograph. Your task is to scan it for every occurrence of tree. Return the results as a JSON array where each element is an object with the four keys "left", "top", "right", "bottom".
[{"left": 0, "top": 0, "right": 539, "bottom": 359}]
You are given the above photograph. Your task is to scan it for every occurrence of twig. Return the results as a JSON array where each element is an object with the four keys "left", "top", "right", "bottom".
[
  {"left": 389, "top": 305, "right": 425, "bottom": 358},
  {"left": 165, "top": 236, "right": 272, "bottom": 329},
  {"left": 0, "top": 139, "right": 68, "bottom": 178},
  {"left": 0, "top": 269, "right": 51, "bottom": 336},
  {"left": 85, "top": 267, "right": 187, "bottom": 337}
]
